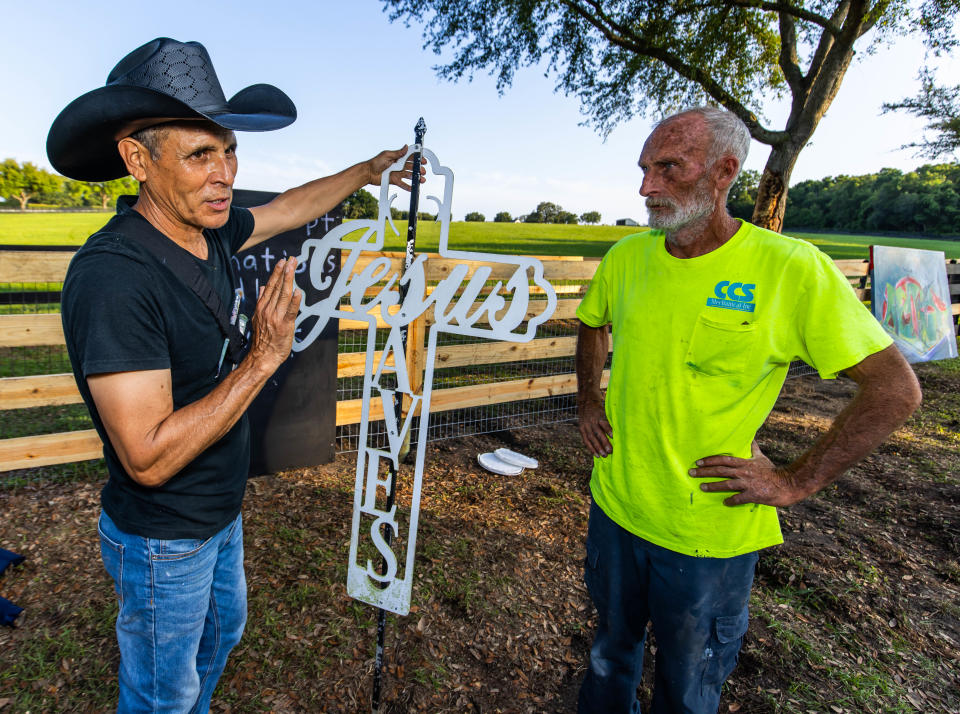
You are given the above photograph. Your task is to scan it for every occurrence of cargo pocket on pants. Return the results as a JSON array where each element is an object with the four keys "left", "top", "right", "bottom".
[
  {"left": 702, "top": 609, "right": 749, "bottom": 694},
  {"left": 583, "top": 539, "right": 604, "bottom": 610}
]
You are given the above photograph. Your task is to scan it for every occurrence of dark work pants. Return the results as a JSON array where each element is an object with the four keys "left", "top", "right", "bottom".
[{"left": 578, "top": 500, "right": 758, "bottom": 714}]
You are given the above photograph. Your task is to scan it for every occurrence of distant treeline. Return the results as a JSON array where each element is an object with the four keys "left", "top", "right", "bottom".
[
  {"left": 1, "top": 158, "right": 137, "bottom": 210},
  {"left": 342, "top": 192, "right": 602, "bottom": 225},
  {"left": 729, "top": 163, "right": 960, "bottom": 235},
  {"left": 8, "top": 155, "right": 960, "bottom": 236}
]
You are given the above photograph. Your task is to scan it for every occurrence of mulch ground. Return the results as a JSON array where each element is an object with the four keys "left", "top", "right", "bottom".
[{"left": 1, "top": 363, "right": 958, "bottom": 713}]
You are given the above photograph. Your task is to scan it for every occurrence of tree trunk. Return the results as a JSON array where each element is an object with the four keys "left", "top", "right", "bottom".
[
  {"left": 16, "top": 191, "right": 31, "bottom": 210},
  {"left": 746, "top": 0, "right": 869, "bottom": 233},
  {"left": 101, "top": 192, "right": 109, "bottom": 210},
  {"left": 751, "top": 142, "right": 802, "bottom": 233}
]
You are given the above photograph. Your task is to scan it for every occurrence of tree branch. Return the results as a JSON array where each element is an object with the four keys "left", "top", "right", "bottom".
[
  {"left": 805, "top": 0, "right": 852, "bottom": 85},
  {"left": 719, "top": 0, "right": 842, "bottom": 35},
  {"left": 574, "top": 0, "right": 643, "bottom": 49},
  {"left": 857, "top": 0, "right": 892, "bottom": 37},
  {"left": 558, "top": 0, "right": 790, "bottom": 145},
  {"left": 794, "top": 0, "right": 868, "bottom": 136},
  {"left": 777, "top": 7, "right": 806, "bottom": 95}
]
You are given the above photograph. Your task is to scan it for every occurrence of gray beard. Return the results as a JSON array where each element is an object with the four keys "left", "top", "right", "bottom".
[{"left": 646, "top": 191, "right": 714, "bottom": 234}]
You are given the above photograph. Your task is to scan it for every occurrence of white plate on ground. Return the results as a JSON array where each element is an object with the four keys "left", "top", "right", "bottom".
[
  {"left": 478, "top": 452, "right": 523, "bottom": 476},
  {"left": 494, "top": 448, "right": 538, "bottom": 470}
]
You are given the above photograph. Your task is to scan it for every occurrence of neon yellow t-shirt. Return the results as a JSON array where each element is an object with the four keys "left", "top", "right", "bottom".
[{"left": 576, "top": 221, "right": 892, "bottom": 558}]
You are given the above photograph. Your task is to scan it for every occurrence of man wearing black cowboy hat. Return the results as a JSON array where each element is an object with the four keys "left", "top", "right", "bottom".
[{"left": 49, "top": 37, "right": 422, "bottom": 713}]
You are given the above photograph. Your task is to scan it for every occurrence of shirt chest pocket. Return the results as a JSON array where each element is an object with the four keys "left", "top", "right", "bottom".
[{"left": 684, "top": 314, "right": 759, "bottom": 377}]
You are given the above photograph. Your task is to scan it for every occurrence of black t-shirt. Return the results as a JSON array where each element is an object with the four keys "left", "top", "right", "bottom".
[{"left": 61, "top": 197, "right": 255, "bottom": 539}]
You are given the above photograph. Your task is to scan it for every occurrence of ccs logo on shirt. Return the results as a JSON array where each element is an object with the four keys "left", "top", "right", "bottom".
[{"left": 707, "top": 280, "right": 756, "bottom": 312}]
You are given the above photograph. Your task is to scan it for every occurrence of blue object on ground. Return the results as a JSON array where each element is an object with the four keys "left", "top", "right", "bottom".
[
  {"left": 0, "top": 596, "right": 23, "bottom": 626},
  {"left": 0, "top": 547, "right": 25, "bottom": 626},
  {"left": 0, "top": 548, "right": 25, "bottom": 574}
]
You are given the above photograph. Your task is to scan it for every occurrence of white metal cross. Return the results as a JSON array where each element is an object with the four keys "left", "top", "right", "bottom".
[{"left": 294, "top": 146, "right": 557, "bottom": 615}]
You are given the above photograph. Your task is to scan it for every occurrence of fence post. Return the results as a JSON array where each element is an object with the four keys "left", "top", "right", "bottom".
[{"left": 402, "top": 313, "right": 427, "bottom": 420}]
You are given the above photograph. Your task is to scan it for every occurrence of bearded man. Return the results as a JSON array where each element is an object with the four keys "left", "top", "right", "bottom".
[
  {"left": 574, "top": 106, "right": 922, "bottom": 714},
  {"left": 48, "top": 37, "right": 420, "bottom": 713}
]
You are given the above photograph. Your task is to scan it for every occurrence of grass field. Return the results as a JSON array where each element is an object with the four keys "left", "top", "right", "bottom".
[
  {"left": 788, "top": 230, "right": 960, "bottom": 260},
  {"left": 1, "top": 212, "right": 959, "bottom": 260},
  {"left": 0, "top": 212, "right": 115, "bottom": 245}
]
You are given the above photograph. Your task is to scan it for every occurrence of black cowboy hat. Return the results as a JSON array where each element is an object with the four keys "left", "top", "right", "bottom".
[{"left": 46, "top": 37, "right": 297, "bottom": 181}]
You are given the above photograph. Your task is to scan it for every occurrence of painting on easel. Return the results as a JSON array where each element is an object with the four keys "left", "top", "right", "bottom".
[{"left": 871, "top": 245, "right": 958, "bottom": 363}]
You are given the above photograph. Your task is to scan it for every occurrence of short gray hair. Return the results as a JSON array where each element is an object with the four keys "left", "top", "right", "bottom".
[
  {"left": 129, "top": 124, "right": 170, "bottom": 161},
  {"left": 657, "top": 106, "right": 751, "bottom": 173}
]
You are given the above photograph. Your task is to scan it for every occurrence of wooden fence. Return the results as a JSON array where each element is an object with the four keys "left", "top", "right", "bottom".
[{"left": 2, "top": 250, "right": 958, "bottom": 472}]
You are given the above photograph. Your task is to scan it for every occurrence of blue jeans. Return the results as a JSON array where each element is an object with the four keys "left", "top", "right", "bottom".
[
  {"left": 98, "top": 510, "right": 247, "bottom": 714},
  {"left": 578, "top": 500, "right": 757, "bottom": 714}
]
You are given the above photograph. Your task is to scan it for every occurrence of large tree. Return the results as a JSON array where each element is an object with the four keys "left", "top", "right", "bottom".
[
  {"left": 82, "top": 177, "right": 139, "bottom": 210},
  {"left": 0, "top": 159, "right": 62, "bottom": 210},
  {"left": 524, "top": 200, "right": 564, "bottom": 223},
  {"left": 342, "top": 187, "right": 379, "bottom": 219},
  {"left": 383, "top": 0, "right": 958, "bottom": 231}
]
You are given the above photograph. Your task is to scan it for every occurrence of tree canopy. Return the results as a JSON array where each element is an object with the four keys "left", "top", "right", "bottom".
[
  {"left": 75, "top": 178, "right": 139, "bottom": 210},
  {"left": 494, "top": 211, "right": 514, "bottom": 222},
  {"left": 784, "top": 162, "right": 960, "bottom": 234},
  {"left": 727, "top": 169, "right": 762, "bottom": 220},
  {"left": 883, "top": 68, "right": 960, "bottom": 160},
  {"left": 383, "top": 0, "right": 959, "bottom": 231},
  {"left": 343, "top": 188, "right": 379, "bottom": 219},
  {"left": 0, "top": 159, "right": 62, "bottom": 209},
  {"left": 0, "top": 158, "right": 137, "bottom": 210},
  {"left": 465, "top": 211, "right": 486, "bottom": 221},
  {"left": 523, "top": 201, "right": 579, "bottom": 223}
]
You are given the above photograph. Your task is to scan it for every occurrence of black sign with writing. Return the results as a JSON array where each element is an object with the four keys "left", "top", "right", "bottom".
[{"left": 232, "top": 189, "right": 340, "bottom": 475}]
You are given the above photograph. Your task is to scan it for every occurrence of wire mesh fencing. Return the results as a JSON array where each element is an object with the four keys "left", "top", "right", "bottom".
[
  {"left": 335, "top": 314, "right": 584, "bottom": 454},
  {"left": 332, "top": 260, "right": 590, "bottom": 457}
]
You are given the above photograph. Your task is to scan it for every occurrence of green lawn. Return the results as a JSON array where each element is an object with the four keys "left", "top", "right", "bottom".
[
  {"left": 374, "top": 220, "right": 639, "bottom": 257},
  {"left": 788, "top": 230, "right": 960, "bottom": 260},
  {"left": 0, "top": 212, "right": 113, "bottom": 245},
  {"left": 1, "top": 212, "right": 959, "bottom": 260}
]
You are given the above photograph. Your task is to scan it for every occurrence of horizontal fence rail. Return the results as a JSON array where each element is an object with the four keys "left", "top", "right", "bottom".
[{"left": 1, "top": 249, "right": 958, "bottom": 474}]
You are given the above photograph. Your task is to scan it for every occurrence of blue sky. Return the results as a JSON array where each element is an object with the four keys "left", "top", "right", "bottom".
[{"left": 2, "top": 1, "right": 956, "bottom": 224}]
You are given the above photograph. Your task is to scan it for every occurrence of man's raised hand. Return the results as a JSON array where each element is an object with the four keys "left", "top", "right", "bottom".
[
  {"left": 246, "top": 257, "right": 302, "bottom": 375},
  {"left": 366, "top": 146, "right": 427, "bottom": 191}
]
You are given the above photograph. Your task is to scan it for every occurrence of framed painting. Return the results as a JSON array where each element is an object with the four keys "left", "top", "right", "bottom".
[{"left": 871, "top": 245, "right": 957, "bottom": 363}]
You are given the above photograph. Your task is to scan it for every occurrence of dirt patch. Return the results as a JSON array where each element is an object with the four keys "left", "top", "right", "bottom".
[{"left": 1, "top": 363, "right": 958, "bottom": 713}]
